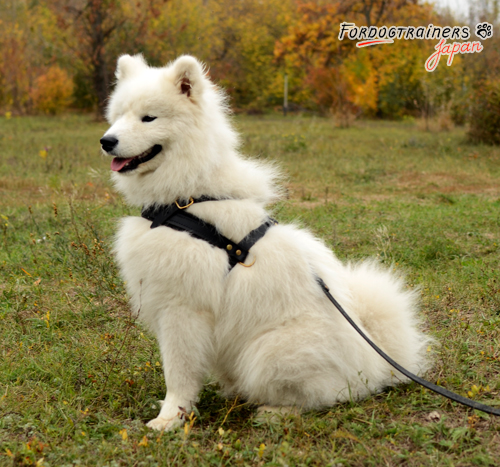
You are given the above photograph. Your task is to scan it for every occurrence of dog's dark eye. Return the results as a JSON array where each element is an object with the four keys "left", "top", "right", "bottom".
[{"left": 142, "top": 116, "right": 157, "bottom": 123}]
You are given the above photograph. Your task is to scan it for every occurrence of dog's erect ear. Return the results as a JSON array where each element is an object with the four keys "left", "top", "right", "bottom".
[
  {"left": 116, "top": 54, "right": 147, "bottom": 81},
  {"left": 171, "top": 55, "right": 205, "bottom": 99}
]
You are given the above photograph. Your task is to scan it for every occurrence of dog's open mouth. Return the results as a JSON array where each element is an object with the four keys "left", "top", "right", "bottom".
[{"left": 111, "top": 145, "right": 163, "bottom": 173}]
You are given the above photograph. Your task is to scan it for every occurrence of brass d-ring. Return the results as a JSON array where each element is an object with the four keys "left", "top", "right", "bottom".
[
  {"left": 175, "top": 197, "right": 194, "bottom": 209},
  {"left": 239, "top": 256, "right": 256, "bottom": 268}
]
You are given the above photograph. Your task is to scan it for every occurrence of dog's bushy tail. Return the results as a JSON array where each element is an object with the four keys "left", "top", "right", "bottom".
[{"left": 343, "top": 260, "right": 434, "bottom": 380}]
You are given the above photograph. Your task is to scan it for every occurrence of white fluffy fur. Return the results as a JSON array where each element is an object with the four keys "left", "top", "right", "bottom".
[{"left": 103, "top": 54, "right": 432, "bottom": 431}]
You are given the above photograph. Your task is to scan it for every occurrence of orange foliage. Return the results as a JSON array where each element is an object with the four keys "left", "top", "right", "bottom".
[
  {"left": 31, "top": 66, "right": 74, "bottom": 115},
  {"left": 275, "top": 0, "right": 439, "bottom": 115}
]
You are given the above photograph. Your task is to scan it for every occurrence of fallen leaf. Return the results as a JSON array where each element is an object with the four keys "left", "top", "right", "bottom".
[{"left": 427, "top": 411, "right": 441, "bottom": 422}]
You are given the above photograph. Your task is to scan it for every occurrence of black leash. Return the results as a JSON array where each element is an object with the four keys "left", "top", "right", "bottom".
[
  {"left": 142, "top": 196, "right": 500, "bottom": 416},
  {"left": 316, "top": 277, "right": 500, "bottom": 416}
]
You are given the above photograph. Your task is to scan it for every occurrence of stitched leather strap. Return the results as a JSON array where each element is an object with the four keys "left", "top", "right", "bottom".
[
  {"left": 142, "top": 196, "right": 224, "bottom": 228},
  {"left": 163, "top": 210, "right": 250, "bottom": 266},
  {"left": 317, "top": 277, "right": 500, "bottom": 416},
  {"left": 239, "top": 218, "right": 278, "bottom": 251},
  {"left": 142, "top": 198, "right": 275, "bottom": 269}
]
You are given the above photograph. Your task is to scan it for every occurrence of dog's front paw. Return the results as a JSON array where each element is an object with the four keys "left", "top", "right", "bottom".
[{"left": 146, "top": 415, "right": 184, "bottom": 432}]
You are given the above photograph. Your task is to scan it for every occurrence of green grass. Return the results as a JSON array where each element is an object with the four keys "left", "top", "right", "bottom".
[{"left": 1, "top": 114, "right": 500, "bottom": 466}]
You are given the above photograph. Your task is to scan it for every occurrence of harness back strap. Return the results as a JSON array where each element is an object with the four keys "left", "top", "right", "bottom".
[{"left": 141, "top": 197, "right": 276, "bottom": 268}]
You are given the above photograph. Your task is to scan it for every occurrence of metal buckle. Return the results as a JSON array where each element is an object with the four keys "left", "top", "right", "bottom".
[
  {"left": 238, "top": 256, "right": 256, "bottom": 268},
  {"left": 175, "top": 197, "right": 194, "bottom": 209}
]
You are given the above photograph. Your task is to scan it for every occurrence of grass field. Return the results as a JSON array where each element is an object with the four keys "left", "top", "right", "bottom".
[{"left": 1, "top": 114, "right": 500, "bottom": 466}]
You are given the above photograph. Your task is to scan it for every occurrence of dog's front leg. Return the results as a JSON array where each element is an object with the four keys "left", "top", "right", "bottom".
[{"left": 147, "top": 306, "right": 213, "bottom": 431}]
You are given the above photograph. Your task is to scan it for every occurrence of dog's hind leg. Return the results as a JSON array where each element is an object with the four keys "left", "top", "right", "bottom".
[
  {"left": 233, "top": 318, "right": 368, "bottom": 410},
  {"left": 147, "top": 305, "right": 214, "bottom": 431}
]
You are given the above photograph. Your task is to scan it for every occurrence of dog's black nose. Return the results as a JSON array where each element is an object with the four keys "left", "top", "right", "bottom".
[{"left": 100, "top": 135, "right": 118, "bottom": 152}]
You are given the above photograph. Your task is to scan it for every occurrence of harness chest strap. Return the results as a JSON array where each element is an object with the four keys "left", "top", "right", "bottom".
[{"left": 141, "top": 196, "right": 276, "bottom": 268}]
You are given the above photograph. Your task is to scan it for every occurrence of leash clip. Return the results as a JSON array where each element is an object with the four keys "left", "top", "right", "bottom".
[{"left": 175, "top": 197, "right": 194, "bottom": 209}]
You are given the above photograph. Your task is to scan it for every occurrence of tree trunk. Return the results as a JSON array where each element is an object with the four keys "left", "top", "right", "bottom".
[
  {"left": 92, "top": 46, "right": 109, "bottom": 119},
  {"left": 89, "top": 1, "right": 110, "bottom": 119}
]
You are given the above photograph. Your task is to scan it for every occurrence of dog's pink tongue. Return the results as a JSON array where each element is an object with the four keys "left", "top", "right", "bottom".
[{"left": 111, "top": 157, "right": 134, "bottom": 172}]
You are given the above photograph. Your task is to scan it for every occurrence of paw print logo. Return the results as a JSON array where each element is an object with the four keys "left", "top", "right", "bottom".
[{"left": 475, "top": 22, "right": 493, "bottom": 40}]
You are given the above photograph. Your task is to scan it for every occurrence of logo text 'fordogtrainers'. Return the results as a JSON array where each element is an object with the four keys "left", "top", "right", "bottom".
[{"left": 338, "top": 22, "right": 493, "bottom": 72}]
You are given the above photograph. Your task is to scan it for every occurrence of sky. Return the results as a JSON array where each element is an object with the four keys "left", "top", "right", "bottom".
[{"left": 431, "top": 0, "right": 470, "bottom": 19}]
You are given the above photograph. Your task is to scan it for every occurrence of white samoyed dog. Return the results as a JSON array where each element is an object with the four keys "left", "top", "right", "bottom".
[{"left": 101, "top": 54, "right": 431, "bottom": 431}]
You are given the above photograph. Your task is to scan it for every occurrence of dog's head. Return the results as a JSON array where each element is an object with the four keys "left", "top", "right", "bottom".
[
  {"left": 102, "top": 54, "right": 280, "bottom": 207},
  {"left": 101, "top": 55, "right": 238, "bottom": 206}
]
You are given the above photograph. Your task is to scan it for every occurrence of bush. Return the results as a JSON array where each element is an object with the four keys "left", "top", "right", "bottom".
[
  {"left": 467, "top": 80, "right": 500, "bottom": 145},
  {"left": 31, "top": 66, "right": 74, "bottom": 115},
  {"left": 72, "top": 68, "right": 97, "bottom": 110},
  {"left": 450, "top": 97, "right": 468, "bottom": 126}
]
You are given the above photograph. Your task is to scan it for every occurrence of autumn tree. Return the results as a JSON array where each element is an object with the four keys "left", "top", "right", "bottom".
[
  {"left": 0, "top": 0, "right": 479, "bottom": 118},
  {"left": 0, "top": 12, "right": 31, "bottom": 113},
  {"left": 46, "top": 0, "right": 169, "bottom": 117},
  {"left": 205, "top": 0, "right": 297, "bottom": 109},
  {"left": 119, "top": 0, "right": 297, "bottom": 110},
  {"left": 45, "top": 0, "right": 127, "bottom": 117},
  {"left": 0, "top": 1, "right": 63, "bottom": 113},
  {"left": 274, "top": 0, "right": 460, "bottom": 119}
]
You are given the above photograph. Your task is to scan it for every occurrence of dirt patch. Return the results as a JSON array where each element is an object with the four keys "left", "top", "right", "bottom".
[
  {"left": 283, "top": 172, "right": 500, "bottom": 208},
  {"left": 396, "top": 171, "right": 500, "bottom": 196},
  {"left": 0, "top": 177, "right": 41, "bottom": 192}
]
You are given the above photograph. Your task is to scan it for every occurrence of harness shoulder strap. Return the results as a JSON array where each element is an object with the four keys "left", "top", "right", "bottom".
[{"left": 239, "top": 218, "right": 277, "bottom": 251}]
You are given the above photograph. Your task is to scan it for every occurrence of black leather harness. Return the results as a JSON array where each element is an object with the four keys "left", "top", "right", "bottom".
[
  {"left": 141, "top": 196, "right": 500, "bottom": 416},
  {"left": 141, "top": 196, "right": 276, "bottom": 269}
]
